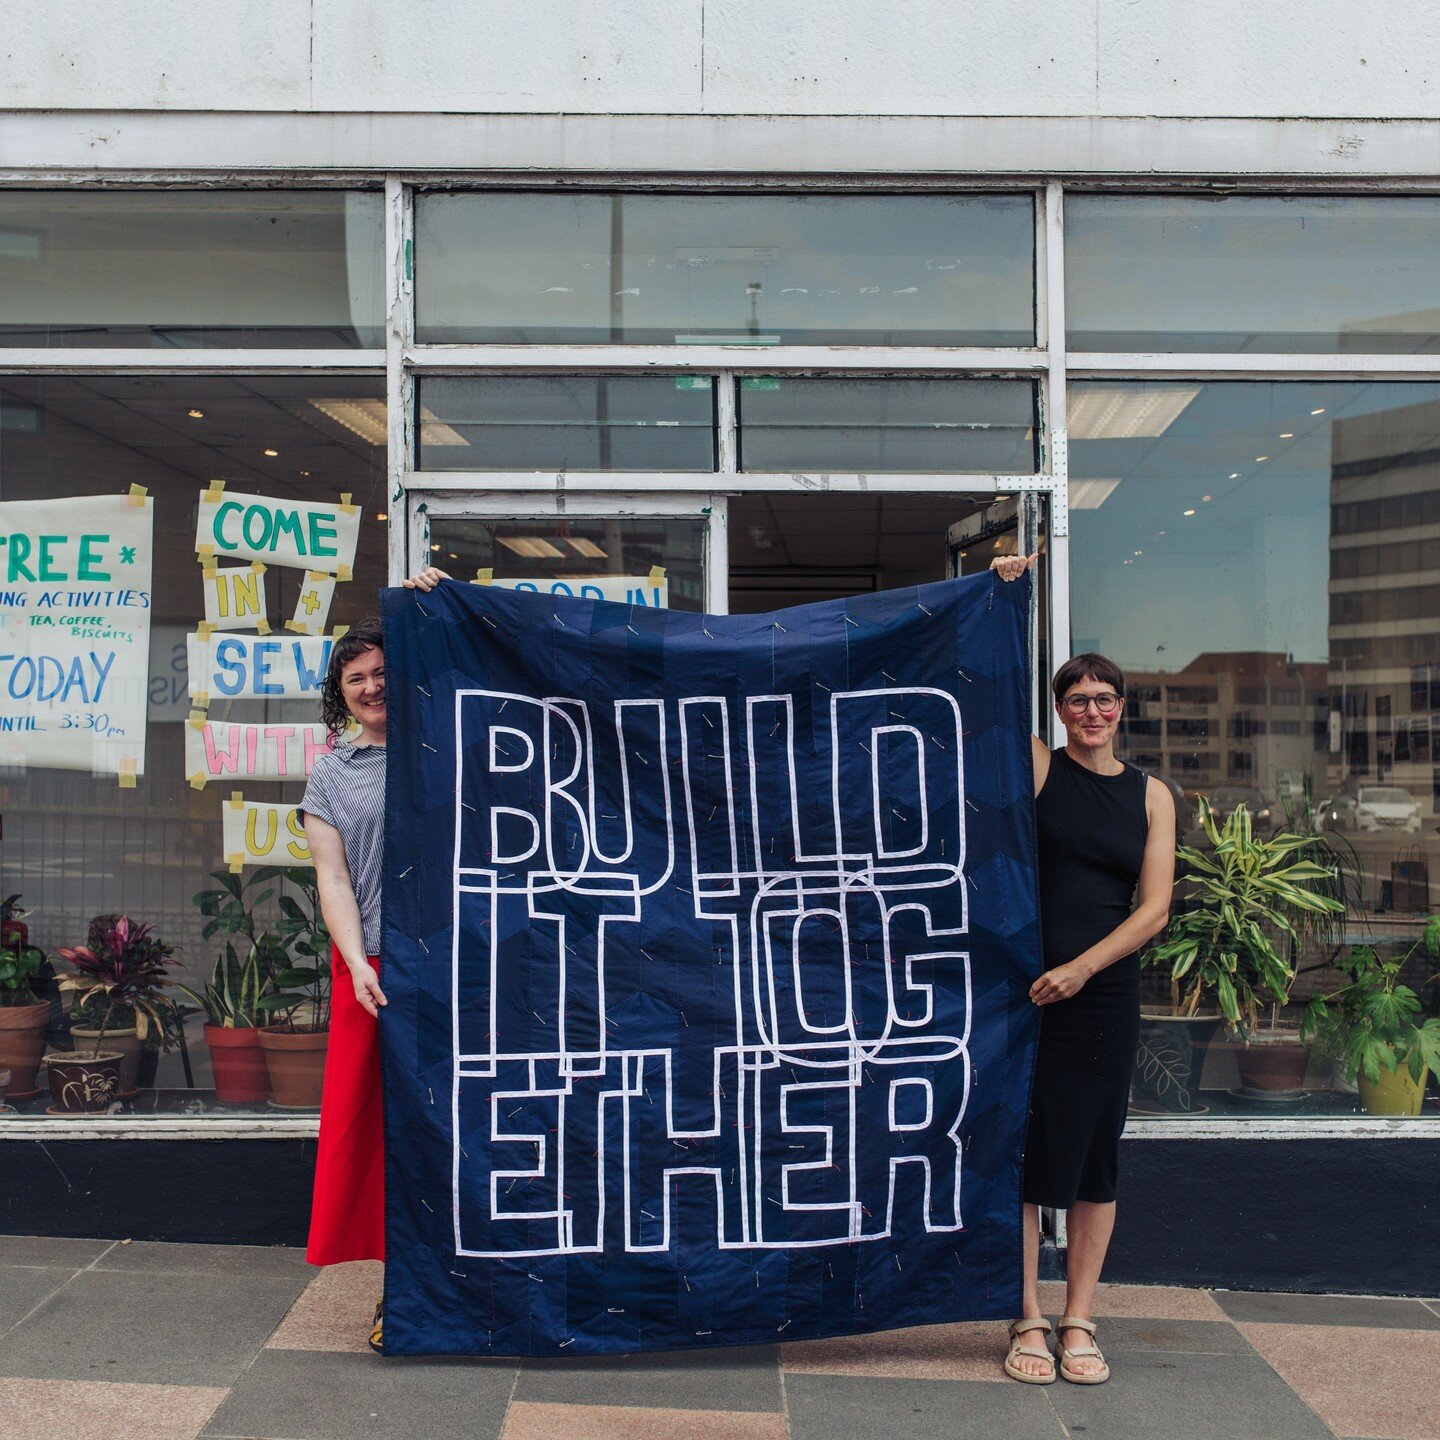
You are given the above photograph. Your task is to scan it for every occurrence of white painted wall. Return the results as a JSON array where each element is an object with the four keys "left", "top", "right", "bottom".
[{"left": 2, "top": 0, "right": 1437, "bottom": 119}]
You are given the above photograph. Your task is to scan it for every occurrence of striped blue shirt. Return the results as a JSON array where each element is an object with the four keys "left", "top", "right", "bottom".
[{"left": 299, "top": 740, "right": 386, "bottom": 956}]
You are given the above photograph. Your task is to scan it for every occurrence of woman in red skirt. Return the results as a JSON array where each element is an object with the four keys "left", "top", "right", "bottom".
[{"left": 299, "top": 567, "right": 446, "bottom": 1352}]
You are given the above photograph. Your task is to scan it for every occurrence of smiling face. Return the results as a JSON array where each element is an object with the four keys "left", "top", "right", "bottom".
[
  {"left": 1056, "top": 675, "right": 1124, "bottom": 754},
  {"left": 341, "top": 645, "right": 386, "bottom": 740}
]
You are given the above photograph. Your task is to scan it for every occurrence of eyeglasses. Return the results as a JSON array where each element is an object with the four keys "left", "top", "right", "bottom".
[{"left": 1060, "top": 692, "right": 1122, "bottom": 715}]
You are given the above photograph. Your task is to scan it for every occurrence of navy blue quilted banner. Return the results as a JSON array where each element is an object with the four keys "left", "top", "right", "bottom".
[{"left": 380, "top": 573, "right": 1040, "bottom": 1357}]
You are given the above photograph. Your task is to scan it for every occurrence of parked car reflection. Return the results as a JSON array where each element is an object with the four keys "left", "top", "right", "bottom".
[
  {"left": 1205, "top": 785, "right": 1276, "bottom": 835},
  {"left": 1321, "top": 786, "right": 1422, "bottom": 835}
]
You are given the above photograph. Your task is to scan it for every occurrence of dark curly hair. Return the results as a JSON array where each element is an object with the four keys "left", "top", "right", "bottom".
[{"left": 320, "top": 616, "right": 385, "bottom": 740}]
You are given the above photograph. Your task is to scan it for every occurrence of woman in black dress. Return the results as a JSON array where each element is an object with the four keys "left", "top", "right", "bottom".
[{"left": 992, "top": 554, "right": 1176, "bottom": 1385}]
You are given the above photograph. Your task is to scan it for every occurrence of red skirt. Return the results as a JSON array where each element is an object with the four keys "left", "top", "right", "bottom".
[{"left": 306, "top": 945, "right": 385, "bottom": 1264}]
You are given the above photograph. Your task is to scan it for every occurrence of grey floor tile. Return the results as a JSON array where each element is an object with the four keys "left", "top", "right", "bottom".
[
  {"left": 0, "top": 1236, "right": 113, "bottom": 1268},
  {"left": 0, "top": 1267, "right": 76, "bottom": 1334},
  {"left": 1213, "top": 1289, "right": 1440, "bottom": 1330},
  {"left": 1092, "top": 1317, "right": 1256, "bottom": 1357},
  {"left": 0, "top": 1267, "right": 308, "bottom": 1385},
  {"left": 1046, "top": 1351, "right": 1334, "bottom": 1440},
  {"left": 90, "top": 1240, "right": 312, "bottom": 1278},
  {"left": 515, "top": 1344, "right": 783, "bottom": 1413},
  {"left": 785, "top": 1373, "right": 1066, "bottom": 1440},
  {"left": 201, "top": 1349, "right": 516, "bottom": 1440}
]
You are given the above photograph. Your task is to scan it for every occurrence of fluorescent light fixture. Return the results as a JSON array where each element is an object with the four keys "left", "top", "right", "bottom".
[
  {"left": 497, "top": 536, "right": 565, "bottom": 560},
  {"left": 1068, "top": 387, "right": 1200, "bottom": 441},
  {"left": 566, "top": 537, "right": 608, "bottom": 559},
  {"left": 417, "top": 405, "right": 467, "bottom": 447},
  {"left": 1068, "top": 478, "right": 1122, "bottom": 510},
  {"left": 309, "top": 398, "right": 387, "bottom": 446}
]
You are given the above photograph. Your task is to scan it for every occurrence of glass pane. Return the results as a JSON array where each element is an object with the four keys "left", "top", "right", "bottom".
[
  {"left": 0, "top": 375, "right": 387, "bottom": 1117},
  {"left": 416, "top": 193, "right": 1035, "bottom": 345},
  {"left": 1067, "top": 196, "right": 1440, "bottom": 354},
  {"left": 738, "top": 378, "right": 1036, "bottom": 472},
  {"left": 427, "top": 515, "right": 706, "bottom": 611},
  {"left": 1070, "top": 379, "right": 1440, "bottom": 1119},
  {"left": 417, "top": 376, "right": 716, "bottom": 471},
  {"left": 0, "top": 192, "right": 385, "bottom": 348}
]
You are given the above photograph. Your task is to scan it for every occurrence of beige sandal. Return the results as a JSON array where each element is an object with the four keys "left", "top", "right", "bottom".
[
  {"left": 1057, "top": 1315, "right": 1109, "bottom": 1384},
  {"left": 1003, "top": 1317, "right": 1056, "bottom": 1384}
]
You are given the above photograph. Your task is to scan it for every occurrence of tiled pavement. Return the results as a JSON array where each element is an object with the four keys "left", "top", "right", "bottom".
[{"left": 0, "top": 1236, "right": 1435, "bottom": 1439}]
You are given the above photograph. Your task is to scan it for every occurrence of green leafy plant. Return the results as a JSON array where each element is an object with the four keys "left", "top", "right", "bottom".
[
  {"left": 54, "top": 916, "right": 180, "bottom": 1049},
  {"left": 194, "top": 867, "right": 331, "bottom": 1032},
  {"left": 0, "top": 944, "right": 45, "bottom": 1006},
  {"left": 1147, "top": 797, "right": 1346, "bottom": 1032},
  {"left": 176, "top": 942, "right": 267, "bottom": 1028},
  {"left": 1303, "top": 921, "right": 1440, "bottom": 1084}
]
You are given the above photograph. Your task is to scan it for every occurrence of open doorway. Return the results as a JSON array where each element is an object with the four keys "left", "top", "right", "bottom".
[{"left": 727, "top": 492, "right": 1023, "bottom": 613}]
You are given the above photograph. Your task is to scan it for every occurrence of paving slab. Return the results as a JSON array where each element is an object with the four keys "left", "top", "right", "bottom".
[
  {"left": 1046, "top": 1350, "right": 1335, "bottom": 1440},
  {"left": 514, "top": 1345, "right": 783, "bottom": 1413},
  {"left": 0, "top": 1377, "right": 227, "bottom": 1440},
  {"left": 1037, "top": 1279, "right": 1227, "bottom": 1320},
  {"left": 1214, "top": 1290, "right": 1440, "bottom": 1330},
  {"left": 1239, "top": 1322, "right": 1440, "bottom": 1440},
  {"left": 0, "top": 1268, "right": 77, "bottom": 1336},
  {"left": 0, "top": 1268, "right": 308, "bottom": 1385},
  {"left": 202, "top": 1349, "right": 516, "bottom": 1440},
  {"left": 0, "top": 1236, "right": 113, "bottom": 1269},
  {"left": 502, "top": 1401, "right": 789, "bottom": 1440},
  {"left": 783, "top": 1320, "right": 1010, "bottom": 1382},
  {"left": 91, "top": 1241, "right": 314, "bottom": 1279},
  {"left": 1088, "top": 1316, "right": 1257, "bottom": 1357},
  {"left": 784, "top": 1372, "right": 1067, "bottom": 1440},
  {"left": 266, "top": 1259, "right": 383, "bottom": 1352}
]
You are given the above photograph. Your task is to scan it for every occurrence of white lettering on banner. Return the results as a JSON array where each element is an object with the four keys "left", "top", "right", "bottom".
[
  {"left": 488, "top": 576, "right": 668, "bottom": 607},
  {"left": 202, "top": 562, "right": 269, "bottom": 631},
  {"left": 195, "top": 488, "right": 359, "bottom": 574},
  {"left": 222, "top": 798, "right": 312, "bottom": 868},
  {"left": 185, "top": 722, "right": 332, "bottom": 785},
  {"left": 187, "top": 632, "right": 333, "bottom": 700},
  {"left": 451, "top": 686, "right": 968, "bottom": 1258},
  {"left": 0, "top": 494, "right": 154, "bottom": 774}
]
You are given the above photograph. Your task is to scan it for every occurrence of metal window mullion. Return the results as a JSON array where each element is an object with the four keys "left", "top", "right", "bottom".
[
  {"left": 399, "top": 470, "right": 1047, "bottom": 493},
  {"left": 0, "top": 348, "right": 384, "bottom": 373},
  {"left": 403, "top": 345, "right": 1048, "bottom": 374},
  {"left": 706, "top": 492, "right": 730, "bottom": 614},
  {"left": 1045, "top": 181, "right": 1071, "bottom": 747},
  {"left": 1068, "top": 351, "right": 1440, "bottom": 379},
  {"left": 716, "top": 371, "right": 738, "bottom": 475},
  {"left": 387, "top": 175, "right": 416, "bottom": 585}
]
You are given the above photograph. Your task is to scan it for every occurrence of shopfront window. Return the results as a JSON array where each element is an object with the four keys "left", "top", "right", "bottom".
[
  {"left": 0, "top": 375, "right": 386, "bottom": 1115},
  {"left": 415, "top": 192, "right": 1035, "bottom": 346},
  {"left": 738, "top": 377, "right": 1037, "bottom": 473},
  {"left": 417, "top": 376, "right": 717, "bottom": 471},
  {"left": 1066, "top": 196, "right": 1440, "bottom": 354},
  {"left": 0, "top": 192, "right": 385, "bottom": 348},
  {"left": 1070, "top": 379, "right": 1440, "bottom": 1117}
]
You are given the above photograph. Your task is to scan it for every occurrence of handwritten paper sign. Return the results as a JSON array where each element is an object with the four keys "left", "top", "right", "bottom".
[
  {"left": 187, "top": 633, "right": 333, "bottom": 700},
  {"left": 0, "top": 493, "right": 154, "bottom": 774},
  {"left": 285, "top": 571, "right": 337, "bottom": 635},
  {"left": 487, "top": 575, "right": 668, "bottom": 606},
  {"left": 222, "top": 797, "right": 311, "bottom": 869},
  {"left": 195, "top": 485, "right": 360, "bottom": 576},
  {"left": 201, "top": 562, "right": 269, "bottom": 633},
  {"left": 186, "top": 721, "right": 332, "bottom": 788}
]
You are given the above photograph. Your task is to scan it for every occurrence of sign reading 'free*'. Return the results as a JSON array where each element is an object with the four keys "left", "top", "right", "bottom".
[{"left": 194, "top": 486, "right": 361, "bottom": 576}]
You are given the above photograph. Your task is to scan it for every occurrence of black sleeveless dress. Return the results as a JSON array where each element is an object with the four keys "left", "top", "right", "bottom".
[{"left": 1023, "top": 748, "right": 1149, "bottom": 1208}]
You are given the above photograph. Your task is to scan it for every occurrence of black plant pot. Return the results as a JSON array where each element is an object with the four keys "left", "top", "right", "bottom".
[{"left": 1131, "top": 1012, "right": 1223, "bottom": 1114}]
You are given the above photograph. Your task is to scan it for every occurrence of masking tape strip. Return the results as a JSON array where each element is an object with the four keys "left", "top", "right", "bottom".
[
  {"left": 284, "top": 619, "right": 306, "bottom": 634},
  {"left": 474, "top": 568, "right": 493, "bottom": 585},
  {"left": 648, "top": 565, "right": 666, "bottom": 586},
  {"left": 202, "top": 481, "right": 226, "bottom": 503},
  {"left": 196, "top": 622, "right": 215, "bottom": 639},
  {"left": 196, "top": 544, "right": 216, "bottom": 559},
  {"left": 336, "top": 564, "right": 353, "bottom": 582},
  {"left": 338, "top": 492, "right": 360, "bottom": 516},
  {"left": 331, "top": 624, "right": 349, "bottom": 640},
  {"left": 188, "top": 771, "right": 208, "bottom": 790},
  {"left": 201, "top": 564, "right": 217, "bottom": 580},
  {"left": 117, "top": 757, "right": 138, "bottom": 789},
  {"left": 227, "top": 852, "right": 245, "bottom": 874},
  {"left": 256, "top": 619, "right": 272, "bottom": 636},
  {"left": 250, "top": 561, "right": 266, "bottom": 574},
  {"left": 126, "top": 483, "right": 148, "bottom": 507},
  {"left": 118, "top": 773, "right": 137, "bottom": 789},
  {"left": 228, "top": 791, "right": 245, "bottom": 808},
  {"left": 187, "top": 709, "right": 207, "bottom": 731},
  {"left": 192, "top": 690, "right": 210, "bottom": 709}
]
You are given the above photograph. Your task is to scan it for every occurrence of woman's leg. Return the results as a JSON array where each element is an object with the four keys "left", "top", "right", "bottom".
[
  {"left": 1059, "top": 1199, "right": 1116, "bottom": 1376},
  {"left": 1008, "top": 1202, "right": 1052, "bottom": 1377}
]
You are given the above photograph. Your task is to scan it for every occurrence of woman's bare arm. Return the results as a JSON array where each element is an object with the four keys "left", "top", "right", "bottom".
[
  {"left": 1029, "top": 777, "right": 1177, "bottom": 1005},
  {"left": 304, "top": 814, "right": 387, "bottom": 1017}
]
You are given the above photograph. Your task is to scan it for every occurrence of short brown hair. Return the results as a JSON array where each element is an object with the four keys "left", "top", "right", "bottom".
[{"left": 1051, "top": 652, "right": 1126, "bottom": 704}]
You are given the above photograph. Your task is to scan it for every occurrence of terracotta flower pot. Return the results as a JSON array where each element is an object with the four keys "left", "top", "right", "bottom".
[
  {"left": 1358, "top": 1065, "right": 1428, "bottom": 1117},
  {"left": 1235, "top": 1029, "right": 1312, "bottom": 1093},
  {"left": 44, "top": 1050, "right": 123, "bottom": 1114},
  {"left": 0, "top": 1001, "right": 51, "bottom": 1100},
  {"left": 0, "top": 1067, "right": 10, "bottom": 1106},
  {"left": 258, "top": 1029, "right": 328, "bottom": 1109},
  {"left": 205, "top": 1024, "right": 271, "bottom": 1104},
  {"left": 69, "top": 1025, "right": 143, "bottom": 1100}
]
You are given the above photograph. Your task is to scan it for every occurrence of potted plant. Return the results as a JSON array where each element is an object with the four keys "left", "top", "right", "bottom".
[
  {"left": 1146, "top": 797, "right": 1346, "bottom": 1098},
  {"left": 0, "top": 939, "right": 50, "bottom": 1101},
  {"left": 1303, "top": 919, "right": 1440, "bottom": 1116},
  {"left": 177, "top": 942, "right": 271, "bottom": 1104},
  {"left": 54, "top": 916, "right": 181, "bottom": 1101},
  {"left": 1, "top": 894, "right": 29, "bottom": 953}
]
